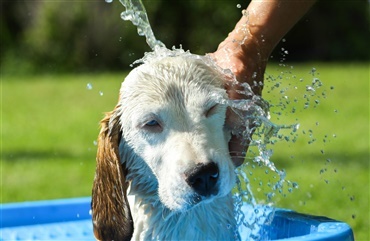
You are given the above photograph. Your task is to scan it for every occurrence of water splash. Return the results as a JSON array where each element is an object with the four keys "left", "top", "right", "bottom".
[
  {"left": 111, "top": 0, "right": 166, "bottom": 50},
  {"left": 132, "top": 45, "right": 194, "bottom": 66}
]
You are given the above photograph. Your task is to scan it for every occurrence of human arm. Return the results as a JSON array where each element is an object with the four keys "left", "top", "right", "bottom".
[{"left": 210, "top": 0, "right": 316, "bottom": 166}]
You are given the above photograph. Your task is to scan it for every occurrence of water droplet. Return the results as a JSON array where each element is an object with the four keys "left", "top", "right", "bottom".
[
  {"left": 306, "top": 85, "right": 315, "bottom": 92},
  {"left": 121, "top": 10, "right": 134, "bottom": 21},
  {"left": 105, "top": 0, "right": 113, "bottom": 2},
  {"left": 252, "top": 72, "right": 257, "bottom": 79},
  {"left": 86, "top": 83, "right": 93, "bottom": 90},
  {"left": 312, "top": 78, "right": 322, "bottom": 87},
  {"left": 99, "top": 91, "right": 104, "bottom": 96},
  {"left": 236, "top": 4, "right": 241, "bottom": 8}
]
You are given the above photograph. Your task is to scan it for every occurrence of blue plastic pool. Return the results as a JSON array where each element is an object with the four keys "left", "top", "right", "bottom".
[{"left": 0, "top": 197, "right": 354, "bottom": 241}]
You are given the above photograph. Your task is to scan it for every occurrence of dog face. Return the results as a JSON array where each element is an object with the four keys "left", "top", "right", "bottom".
[
  {"left": 119, "top": 57, "right": 236, "bottom": 211},
  {"left": 92, "top": 56, "right": 236, "bottom": 240}
]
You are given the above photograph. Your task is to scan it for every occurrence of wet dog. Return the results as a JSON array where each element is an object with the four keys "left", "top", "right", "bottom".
[{"left": 91, "top": 55, "right": 238, "bottom": 240}]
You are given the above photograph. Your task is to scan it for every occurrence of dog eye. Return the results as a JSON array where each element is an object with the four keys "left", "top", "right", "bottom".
[
  {"left": 146, "top": 120, "right": 159, "bottom": 126},
  {"left": 143, "top": 119, "right": 163, "bottom": 132},
  {"left": 205, "top": 104, "right": 218, "bottom": 117}
]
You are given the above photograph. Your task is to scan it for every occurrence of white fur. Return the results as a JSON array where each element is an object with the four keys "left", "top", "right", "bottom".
[{"left": 116, "top": 56, "right": 238, "bottom": 240}]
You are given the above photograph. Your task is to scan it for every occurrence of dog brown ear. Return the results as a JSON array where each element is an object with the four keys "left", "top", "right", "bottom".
[{"left": 91, "top": 106, "right": 133, "bottom": 241}]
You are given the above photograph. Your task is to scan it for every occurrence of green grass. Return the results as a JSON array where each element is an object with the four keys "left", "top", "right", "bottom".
[
  {"left": 1, "top": 73, "right": 122, "bottom": 200},
  {"left": 1, "top": 63, "right": 369, "bottom": 240}
]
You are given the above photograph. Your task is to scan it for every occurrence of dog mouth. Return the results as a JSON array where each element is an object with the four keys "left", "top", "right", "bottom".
[
  {"left": 188, "top": 194, "right": 203, "bottom": 206},
  {"left": 191, "top": 193, "right": 216, "bottom": 204},
  {"left": 181, "top": 191, "right": 220, "bottom": 211}
]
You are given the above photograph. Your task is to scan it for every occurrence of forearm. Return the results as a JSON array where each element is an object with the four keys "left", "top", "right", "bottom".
[
  {"left": 236, "top": 0, "right": 316, "bottom": 60},
  {"left": 211, "top": 0, "right": 316, "bottom": 96}
]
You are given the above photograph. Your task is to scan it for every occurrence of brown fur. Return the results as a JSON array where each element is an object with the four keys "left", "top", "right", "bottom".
[{"left": 91, "top": 106, "right": 133, "bottom": 241}]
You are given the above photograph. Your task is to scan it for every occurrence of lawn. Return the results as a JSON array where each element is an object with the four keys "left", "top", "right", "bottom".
[{"left": 1, "top": 63, "right": 369, "bottom": 240}]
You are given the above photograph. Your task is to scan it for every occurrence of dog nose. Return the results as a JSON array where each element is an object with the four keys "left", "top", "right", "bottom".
[{"left": 184, "top": 162, "right": 219, "bottom": 197}]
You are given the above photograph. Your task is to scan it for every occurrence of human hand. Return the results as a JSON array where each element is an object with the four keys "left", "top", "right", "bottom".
[{"left": 209, "top": 33, "right": 267, "bottom": 167}]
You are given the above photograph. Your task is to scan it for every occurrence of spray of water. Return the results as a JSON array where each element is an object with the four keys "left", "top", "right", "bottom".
[{"left": 114, "top": 0, "right": 165, "bottom": 50}]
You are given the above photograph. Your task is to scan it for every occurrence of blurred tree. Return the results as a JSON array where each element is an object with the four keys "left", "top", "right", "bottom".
[
  {"left": 21, "top": 1, "right": 145, "bottom": 72},
  {"left": 280, "top": 0, "right": 370, "bottom": 61},
  {"left": 1, "top": 1, "right": 148, "bottom": 73},
  {"left": 0, "top": 0, "right": 368, "bottom": 74}
]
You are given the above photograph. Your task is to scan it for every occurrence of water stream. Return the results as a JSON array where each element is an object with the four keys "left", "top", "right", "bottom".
[
  {"left": 105, "top": 0, "right": 326, "bottom": 240},
  {"left": 118, "top": 0, "right": 165, "bottom": 50}
]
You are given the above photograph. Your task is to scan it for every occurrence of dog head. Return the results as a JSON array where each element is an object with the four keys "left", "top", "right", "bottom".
[{"left": 92, "top": 55, "right": 236, "bottom": 240}]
